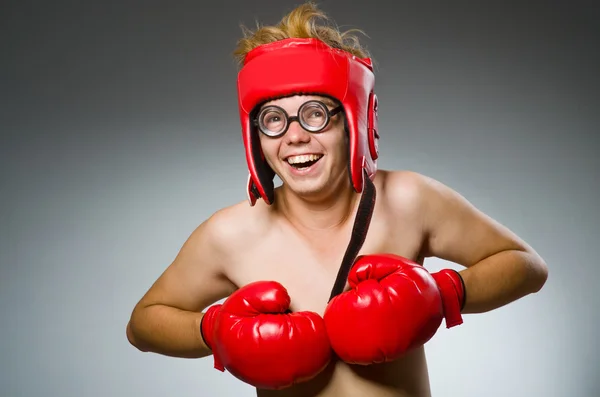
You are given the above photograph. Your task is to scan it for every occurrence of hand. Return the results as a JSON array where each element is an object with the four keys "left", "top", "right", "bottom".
[
  {"left": 323, "top": 254, "right": 465, "bottom": 365},
  {"left": 201, "top": 280, "right": 331, "bottom": 389}
]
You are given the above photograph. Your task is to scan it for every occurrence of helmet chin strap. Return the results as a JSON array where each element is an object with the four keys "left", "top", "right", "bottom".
[{"left": 328, "top": 168, "right": 376, "bottom": 302}]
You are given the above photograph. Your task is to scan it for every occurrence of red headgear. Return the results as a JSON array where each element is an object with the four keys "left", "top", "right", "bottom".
[{"left": 237, "top": 38, "right": 379, "bottom": 205}]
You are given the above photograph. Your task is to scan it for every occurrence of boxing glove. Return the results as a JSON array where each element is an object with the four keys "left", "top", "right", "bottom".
[
  {"left": 323, "top": 254, "right": 465, "bottom": 365},
  {"left": 200, "top": 280, "right": 331, "bottom": 390}
]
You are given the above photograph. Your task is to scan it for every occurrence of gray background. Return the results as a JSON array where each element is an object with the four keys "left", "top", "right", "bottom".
[{"left": 2, "top": 1, "right": 599, "bottom": 396}]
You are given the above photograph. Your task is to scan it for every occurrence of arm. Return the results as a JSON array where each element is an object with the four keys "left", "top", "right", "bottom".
[
  {"left": 126, "top": 212, "right": 237, "bottom": 358},
  {"left": 394, "top": 172, "right": 548, "bottom": 314}
]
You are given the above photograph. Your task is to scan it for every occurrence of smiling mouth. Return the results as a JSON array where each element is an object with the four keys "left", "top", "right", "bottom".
[{"left": 286, "top": 154, "right": 323, "bottom": 170}]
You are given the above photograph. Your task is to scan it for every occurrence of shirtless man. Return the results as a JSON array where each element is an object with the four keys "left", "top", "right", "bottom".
[{"left": 126, "top": 3, "right": 549, "bottom": 396}]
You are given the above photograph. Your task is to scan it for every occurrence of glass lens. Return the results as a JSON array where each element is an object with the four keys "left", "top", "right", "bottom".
[
  {"left": 258, "top": 107, "right": 287, "bottom": 135},
  {"left": 300, "top": 102, "right": 329, "bottom": 130}
]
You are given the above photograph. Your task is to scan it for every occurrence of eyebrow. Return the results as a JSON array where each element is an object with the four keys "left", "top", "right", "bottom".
[{"left": 321, "top": 97, "right": 337, "bottom": 107}]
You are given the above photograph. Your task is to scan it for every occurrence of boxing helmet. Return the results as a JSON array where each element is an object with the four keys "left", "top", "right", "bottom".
[{"left": 237, "top": 38, "right": 379, "bottom": 205}]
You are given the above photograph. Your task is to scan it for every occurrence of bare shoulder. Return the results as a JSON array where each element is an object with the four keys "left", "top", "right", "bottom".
[
  {"left": 375, "top": 169, "right": 437, "bottom": 216},
  {"left": 378, "top": 169, "right": 538, "bottom": 266},
  {"left": 376, "top": 168, "right": 467, "bottom": 214},
  {"left": 376, "top": 169, "right": 430, "bottom": 196},
  {"left": 375, "top": 169, "right": 479, "bottom": 243},
  {"left": 203, "top": 199, "right": 270, "bottom": 254}
]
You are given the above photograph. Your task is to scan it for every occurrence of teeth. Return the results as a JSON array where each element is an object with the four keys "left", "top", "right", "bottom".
[{"left": 287, "top": 154, "right": 322, "bottom": 165}]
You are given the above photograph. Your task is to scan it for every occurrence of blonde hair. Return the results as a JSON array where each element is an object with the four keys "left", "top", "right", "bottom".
[{"left": 233, "top": 2, "right": 370, "bottom": 66}]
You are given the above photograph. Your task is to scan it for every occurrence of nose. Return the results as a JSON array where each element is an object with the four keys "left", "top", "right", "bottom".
[{"left": 284, "top": 119, "right": 311, "bottom": 145}]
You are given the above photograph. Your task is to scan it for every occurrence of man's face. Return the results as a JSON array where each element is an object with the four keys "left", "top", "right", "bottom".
[{"left": 257, "top": 94, "right": 349, "bottom": 200}]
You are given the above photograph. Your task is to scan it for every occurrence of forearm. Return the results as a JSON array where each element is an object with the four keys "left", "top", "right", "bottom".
[
  {"left": 458, "top": 249, "right": 548, "bottom": 314},
  {"left": 127, "top": 304, "right": 211, "bottom": 359}
]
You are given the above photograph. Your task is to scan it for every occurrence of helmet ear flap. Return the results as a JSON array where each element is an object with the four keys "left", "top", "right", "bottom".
[
  {"left": 245, "top": 107, "right": 276, "bottom": 206},
  {"left": 251, "top": 129, "right": 275, "bottom": 204},
  {"left": 367, "top": 92, "right": 379, "bottom": 160}
]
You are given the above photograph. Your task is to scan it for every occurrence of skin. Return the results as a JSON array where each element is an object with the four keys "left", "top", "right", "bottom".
[{"left": 126, "top": 95, "right": 549, "bottom": 396}]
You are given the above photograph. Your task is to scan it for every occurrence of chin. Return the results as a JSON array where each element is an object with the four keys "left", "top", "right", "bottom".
[
  {"left": 283, "top": 173, "right": 350, "bottom": 202},
  {"left": 284, "top": 179, "right": 329, "bottom": 198}
]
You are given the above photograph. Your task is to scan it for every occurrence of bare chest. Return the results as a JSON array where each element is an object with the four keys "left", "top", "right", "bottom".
[{"left": 226, "top": 211, "right": 424, "bottom": 316}]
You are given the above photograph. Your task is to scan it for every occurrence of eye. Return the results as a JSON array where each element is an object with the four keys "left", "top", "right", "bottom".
[{"left": 265, "top": 115, "right": 281, "bottom": 123}]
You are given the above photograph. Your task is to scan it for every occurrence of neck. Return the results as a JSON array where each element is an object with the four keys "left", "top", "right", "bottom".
[{"left": 275, "top": 179, "right": 360, "bottom": 232}]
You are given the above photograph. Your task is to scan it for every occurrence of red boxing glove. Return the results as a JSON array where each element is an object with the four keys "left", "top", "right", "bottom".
[
  {"left": 200, "top": 281, "right": 331, "bottom": 390},
  {"left": 323, "top": 254, "right": 465, "bottom": 365}
]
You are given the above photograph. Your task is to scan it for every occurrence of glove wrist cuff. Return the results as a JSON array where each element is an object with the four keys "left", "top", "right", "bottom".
[
  {"left": 432, "top": 269, "right": 466, "bottom": 328},
  {"left": 201, "top": 304, "right": 226, "bottom": 372},
  {"left": 200, "top": 305, "right": 221, "bottom": 351}
]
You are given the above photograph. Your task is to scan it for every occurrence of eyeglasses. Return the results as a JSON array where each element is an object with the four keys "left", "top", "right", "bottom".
[{"left": 254, "top": 100, "right": 343, "bottom": 138}]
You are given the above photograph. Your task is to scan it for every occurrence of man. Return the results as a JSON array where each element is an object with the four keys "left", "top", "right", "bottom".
[{"left": 126, "top": 3, "right": 548, "bottom": 396}]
